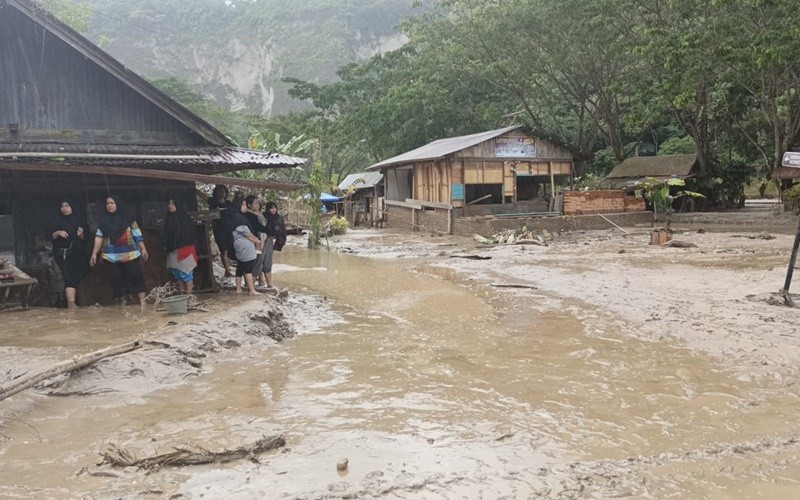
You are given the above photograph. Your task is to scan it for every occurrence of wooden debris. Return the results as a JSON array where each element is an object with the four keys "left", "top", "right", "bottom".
[
  {"left": 663, "top": 240, "right": 697, "bottom": 248},
  {"left": 450, "top": 255, "right": 492, "bottom": 260},
  {"left": 0, "top": 340, "right": 142, "bottom": 401},
  {"left": 473, "top": 227, "right": 550, "bottom": 246},
  {"left": 100, "top": 434, "right": 286, "bottom": 470},
  {"left": 491, "top": 284, "right": 538, "bottom": 290}
]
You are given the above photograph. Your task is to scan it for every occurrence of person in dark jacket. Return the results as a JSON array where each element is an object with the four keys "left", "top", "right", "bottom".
[
  {"left": 262, "top": 201, "right": 286, "bottom": 289},
  {"left": 50, "top": 199, "right": 87, "bottom": 308},
  {"left": 163, "top": 197, "right": 198, "bottom": 295},
  {"left": 209, "top": 185, "right": 233, "bottom": 277}
]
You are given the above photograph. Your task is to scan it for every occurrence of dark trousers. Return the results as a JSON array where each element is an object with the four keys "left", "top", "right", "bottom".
[{"left": 107, "top": 259, "right": 147, "bottom": 298}]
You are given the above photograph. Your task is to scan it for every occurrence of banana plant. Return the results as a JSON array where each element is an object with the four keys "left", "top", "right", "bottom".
[{"left": 636, "top": 177, "right": 705, "bottom": 227}]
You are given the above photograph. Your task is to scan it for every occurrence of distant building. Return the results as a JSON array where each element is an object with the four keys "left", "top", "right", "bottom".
[
  {"left": 338, "top": 172, "right": 384, "bottom": 227},
  {"left": 366, "top": 126, "right": 574, "bottom": 233},
  {"left": 602, "top": 154, "right": 700, "bottom": 191}
]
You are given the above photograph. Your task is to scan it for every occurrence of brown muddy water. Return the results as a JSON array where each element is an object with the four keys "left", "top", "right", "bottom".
[{"left": 1, "top": 245, "right": 800, "bottom": 498}]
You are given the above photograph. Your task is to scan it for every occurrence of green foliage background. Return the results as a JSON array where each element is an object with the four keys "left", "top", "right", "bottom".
[{"left": 44, "top": 0, "right": 800, "bottom": 206}]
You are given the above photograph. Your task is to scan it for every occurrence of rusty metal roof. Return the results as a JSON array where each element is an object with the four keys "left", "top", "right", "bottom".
[
  {"left": 772, "top": 166, "right": 800, "bottom": 180},
  {"left": 0, "top": 146, "right": 307, "bottom": 174},
  {"left": 605, "top": 154, "right": 699, "bottom": 180},
  {"left": 366, "top": 125, "right": 523, "bottom": 171}
]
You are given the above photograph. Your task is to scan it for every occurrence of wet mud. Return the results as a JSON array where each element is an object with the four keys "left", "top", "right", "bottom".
[{"left": 2, "top": 228, "right": 800, "bottom": 498}]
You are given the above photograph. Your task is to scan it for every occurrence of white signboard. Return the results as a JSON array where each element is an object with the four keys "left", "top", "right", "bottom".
[
  {"left": 495, "top": 137, "right": 536, "bottom": 158},
  {"left": 782, "top": 151, "right": 800, "bottom": 168}
]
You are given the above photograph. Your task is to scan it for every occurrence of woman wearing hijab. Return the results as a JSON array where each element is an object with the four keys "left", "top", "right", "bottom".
[
  {"left": 50, "top": 199, "right": 87, "bottom": 308},
  {"left": 89, "top": 195, "right": 149, "bottom": 306},
  {"left": 262, "top": 201, "right": 286, "bottom": 290},
  {"left": 244, "top": 195, "right": 269, "bottom": 287},
  {"left": 230, "top": 195, "right": 262, "bottom": 295},
  {"left": 208, "top": 184, "right": 233, "bottom": 277},
  {"left": 163, "top": 197, "right": 198, "bottom": 295}
]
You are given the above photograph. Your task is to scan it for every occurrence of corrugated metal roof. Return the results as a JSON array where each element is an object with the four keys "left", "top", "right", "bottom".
[
  {"left": 605, "top": 154, "right": 698, "bottom": 180},
  {"left": 772, "top": 166, "right": 800, "bottom": 180},
  {"left": 338, "top": 172, "right": 384, "bottom": 191},
  {"left": 366, "top": 125, "right": 522, "bottom": 171},
  {"left": 4, "top": 0, "right": 307, "bottom": 173},
  {"left": 0, "top": 146, "right": 307, "bottom": 174}
]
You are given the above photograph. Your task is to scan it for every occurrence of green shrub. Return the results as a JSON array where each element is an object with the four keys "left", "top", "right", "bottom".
[
  {"left": 784, "top": 184, "right": 800, "bottom": 213},
  {"left": 328, "top": 216, "right": 349, "bottom": 235}
]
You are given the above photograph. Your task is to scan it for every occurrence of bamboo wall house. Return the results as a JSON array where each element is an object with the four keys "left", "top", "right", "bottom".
[
  {"left": 366, "top": 125, "right": 574, "bottom": 233},
  {"left": 0, "top": 0, "right": 305, "bottom": 307}
]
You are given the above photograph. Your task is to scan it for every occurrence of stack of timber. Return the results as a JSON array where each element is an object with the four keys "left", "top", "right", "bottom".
[{"left": 474, "top": 227, "right": 550, "bottom": 246}]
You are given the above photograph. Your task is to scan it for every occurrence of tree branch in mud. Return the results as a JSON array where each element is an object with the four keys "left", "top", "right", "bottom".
[
  {"left": 0, "top": 340, "right": 142, "bottom": 402},
  {"left": 100, "top": 435, "right": 286, "bottom": 470}
]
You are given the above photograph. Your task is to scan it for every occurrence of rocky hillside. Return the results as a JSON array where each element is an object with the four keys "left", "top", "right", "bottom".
[{"left": 83, "top": 0, "right": 418, "bottom": 115}]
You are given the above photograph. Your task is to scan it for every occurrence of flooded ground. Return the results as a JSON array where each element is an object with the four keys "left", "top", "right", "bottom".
[{"left": 2, "top": 225, "right": 800, "bottom": 498}]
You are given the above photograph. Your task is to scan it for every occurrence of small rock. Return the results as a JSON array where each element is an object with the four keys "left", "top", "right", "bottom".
[{"left": 337, "top": 458, "right": 349, "bottom": 471}]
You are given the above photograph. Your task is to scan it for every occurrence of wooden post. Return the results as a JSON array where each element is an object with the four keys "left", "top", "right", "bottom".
[
  {"left": 780, "top": 215, "right": 800, "bottom": 306},
  {"left": 549, "top": 161, "right": 556, "bottom": 208},
  {"left": 0, "top": 340, "right": 142, "bottom": 401}
]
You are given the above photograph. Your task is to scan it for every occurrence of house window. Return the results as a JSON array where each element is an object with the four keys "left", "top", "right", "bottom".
[{"left": 465, "top": 184, "right": 502, "bottom": 204}]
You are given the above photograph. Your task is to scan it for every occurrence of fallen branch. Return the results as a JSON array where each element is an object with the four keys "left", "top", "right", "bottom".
[
  {"left": 100, "top": 434, "right": 286, "bottom": 470},
  {"left": 450, "top": 255, "right": 492, "bottom": 260},
  {"left": 0, "top": 340, "right": 142, "bottom": 401},
  {"left": 491, "top": 283, "right": 538, "bottom": 290},
  {"left": 598, "top": 213, "right": 630, "bottom": 234}
]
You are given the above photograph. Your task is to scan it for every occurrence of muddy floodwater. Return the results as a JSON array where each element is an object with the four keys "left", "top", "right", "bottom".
[{"left": 2, "top": 238, "right": 800, "bottom": 498}]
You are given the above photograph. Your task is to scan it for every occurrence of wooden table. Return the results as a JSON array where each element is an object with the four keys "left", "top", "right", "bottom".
[{"left": 0, "top": 259, "right": 37, "bottom": 311}]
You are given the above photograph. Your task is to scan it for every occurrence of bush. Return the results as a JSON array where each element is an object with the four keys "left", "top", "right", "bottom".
[
  {"left": 784, "top": 184, "right": 800, "bottom": 213},
  {"left": 328, "top": 216, "right": 349, "bottom": 235}
]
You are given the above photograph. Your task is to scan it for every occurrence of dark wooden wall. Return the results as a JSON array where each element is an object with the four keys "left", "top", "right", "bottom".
[{"left": 0, "top": 4, "right": 207, "bottom": 144}]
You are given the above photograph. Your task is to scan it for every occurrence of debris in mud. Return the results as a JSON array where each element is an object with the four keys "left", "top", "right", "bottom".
[
  {"left": 473, "top": 227, "right": 550, "bottom": 246},
  {"left": 730, "top": 233, "right": 776, "bottom": 240},
  {"left": 450, "top": 254, "right": 492, "bottom": 260},
  {"left": 337, "top": 457, "right": 349, "bottom": 472},
  {"left": 491, "top": 283, "right": 538, "bottom": 290},
  {"left": 747, "top": 292, "right": 800, "bottom": 308},
  {"left": 0, "top": 340, "right": 142, "bottom": 401},
  {"left": 662, "top": 240, "right": 698, "bottom": 248},
  {"left": 100, "top": 434, "right": 286, "bottom": 470}
]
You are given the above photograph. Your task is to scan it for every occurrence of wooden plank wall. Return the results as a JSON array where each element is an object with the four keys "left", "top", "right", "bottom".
[
  {"left": 0, "top": 5, "right": 206, "bottom": 144},
  {"left": 413, "top": 160, "right": 451, "bottom": 204}
]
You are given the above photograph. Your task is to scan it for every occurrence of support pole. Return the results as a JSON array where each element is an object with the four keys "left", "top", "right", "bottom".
[{"left": 780, "top": 215, "right": 800, "bottom": 307}]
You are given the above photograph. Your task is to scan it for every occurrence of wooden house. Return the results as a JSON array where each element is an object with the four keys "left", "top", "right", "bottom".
[
  {"left": 337, "top": 172, "right": 383, "bottom": 227},
  {"left": 0, "top": 0, "right": 305, "bottom": 306},
  {"left": 366, "top": 126, "right": 574, "bottom": 232},
  {"left": 602, "top": 154, "right": 700, "bottom": 191}
]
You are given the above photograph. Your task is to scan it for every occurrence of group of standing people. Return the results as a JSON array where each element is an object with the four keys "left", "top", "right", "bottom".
[
  {"left": 209, "top": 185, "right": 286, "bottom": 295},
  {"left": 49, "top": 188, "right": 285, "bottom": 307},
  {"left": 50, "top": 192, "right": 218, "bottom": 308}
]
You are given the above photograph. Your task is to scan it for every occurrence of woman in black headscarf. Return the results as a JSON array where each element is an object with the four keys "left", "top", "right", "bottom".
[
  {"left": 163, "top": 197, "right": 198, "bottom": 295},
  {"left": 209, "top": 184, "right": 233, "bottom": 277},
  {"left": 90, "top": 195, "right": 149, "bottom": 306},
  {"left": 261, "top": 201, "right": 286, "bottom": 290},
  {"left": 50, "top": 199, "right": 87, "bottom": 308}
]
